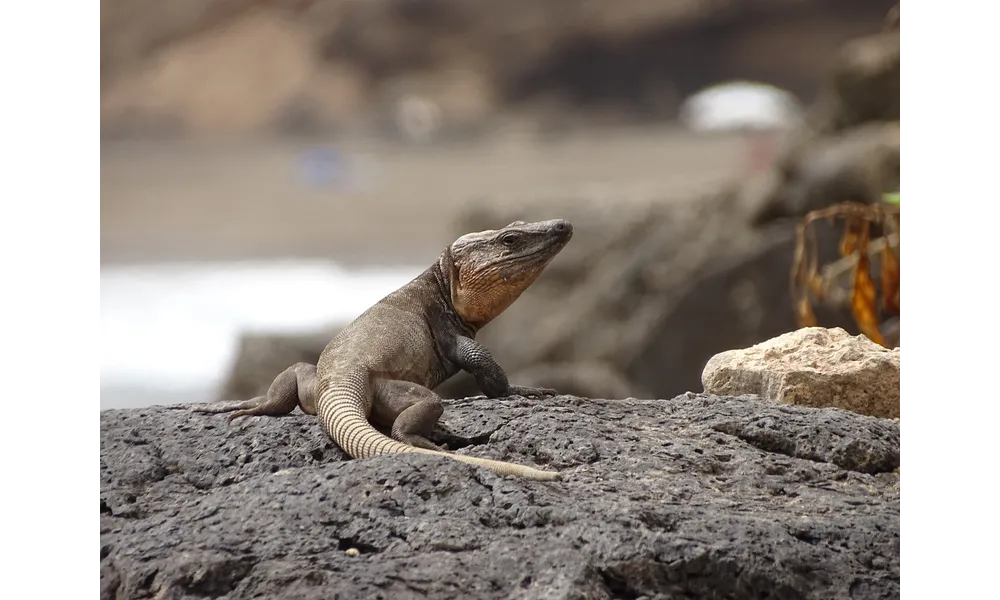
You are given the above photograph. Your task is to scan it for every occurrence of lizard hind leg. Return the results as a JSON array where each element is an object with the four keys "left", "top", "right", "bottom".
[
  {"left": 191, "top": 363, "right": 317, "bottom": 422},
  {"left": 371, "top": 380, "right": 449, "bottom": 452}
]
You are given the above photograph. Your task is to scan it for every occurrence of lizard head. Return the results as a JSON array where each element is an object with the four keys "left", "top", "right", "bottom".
[{"left": 443, "top": 219, "right": 573, "bottom": 327}]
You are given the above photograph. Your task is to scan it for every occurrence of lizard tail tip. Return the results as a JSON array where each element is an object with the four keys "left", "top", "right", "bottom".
[{"left": 528, "top": 469, "right": 561, "bottom": 482}]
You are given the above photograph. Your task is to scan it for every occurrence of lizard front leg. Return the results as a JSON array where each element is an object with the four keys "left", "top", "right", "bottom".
[
  {"left": 453, "top": 335, "right": 557, "bottom": 399},
  {"left": 192, "top": 362, "right": 317, "bottom": 421},
  {"left": 369, "top": 380, "right": 448, "bottom": 451}
]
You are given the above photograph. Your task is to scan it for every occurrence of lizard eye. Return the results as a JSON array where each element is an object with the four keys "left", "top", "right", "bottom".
[{"left": 500, "top": 233, "right": 519, "bottom": 246}]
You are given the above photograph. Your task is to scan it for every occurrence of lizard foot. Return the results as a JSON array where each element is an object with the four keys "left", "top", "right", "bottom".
[
  {"left": 191, "top": 399, "right": 256, "bottom": 414},
  {"left": 506, "top": 385, "right": 558, "bottom": 398},
  {"left": 190, "top": 397, "right": 270, "bottom": 422}
]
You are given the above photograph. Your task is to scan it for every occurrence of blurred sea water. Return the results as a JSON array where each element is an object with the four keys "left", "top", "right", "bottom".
[{"left": 100, "top": 261, "right": 422, "bottom": 409}]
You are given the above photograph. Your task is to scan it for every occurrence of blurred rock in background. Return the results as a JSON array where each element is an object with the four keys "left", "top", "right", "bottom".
[{"left": 101, "top": 0, "right": 895, "bottom": 139}]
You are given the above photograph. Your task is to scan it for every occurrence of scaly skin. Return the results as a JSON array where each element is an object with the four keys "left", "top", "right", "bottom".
[{"left": 194, "top": 219, "right": 573, "bottom": 481}]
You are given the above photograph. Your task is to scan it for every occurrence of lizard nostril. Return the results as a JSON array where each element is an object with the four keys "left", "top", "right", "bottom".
[{"left": 551, "top": 220, "right": 573, "bottom": 236}]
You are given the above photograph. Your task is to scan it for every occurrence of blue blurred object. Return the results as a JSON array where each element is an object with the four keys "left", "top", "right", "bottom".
[{"left": 299, "top": 146, "right": 347, "bottom": 187}]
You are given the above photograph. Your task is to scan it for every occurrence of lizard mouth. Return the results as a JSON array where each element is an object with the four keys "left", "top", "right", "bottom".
[{"left": 524, "top": 220, "right": 573, "bottom": 263}]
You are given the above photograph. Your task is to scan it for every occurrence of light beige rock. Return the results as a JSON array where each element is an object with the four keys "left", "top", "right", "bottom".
[
  {"left": 701, "top": 327, "right": 899, "bottom": 418},
  {"left": 102, "top": 9, "right": 317, "bottom": 135}
]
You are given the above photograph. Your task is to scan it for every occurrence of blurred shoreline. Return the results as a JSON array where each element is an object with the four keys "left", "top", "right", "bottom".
[
  {"left": 101, "top": 259, "right": 422, "bottom": 409},
  {"left": 101, "top": 125, "right": 748, "bottom": 268}
]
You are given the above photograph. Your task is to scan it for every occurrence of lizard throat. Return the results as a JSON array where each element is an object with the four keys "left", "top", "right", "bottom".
[{"left": 450, "top": 267, "right": 540, "bottom": 326}]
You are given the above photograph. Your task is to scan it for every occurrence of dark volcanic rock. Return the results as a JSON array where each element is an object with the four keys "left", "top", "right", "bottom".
[{"left": 101, "top": 393, "right": 900, "bottom": 599}]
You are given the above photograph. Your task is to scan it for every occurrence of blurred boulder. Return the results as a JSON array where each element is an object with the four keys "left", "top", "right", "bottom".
[
  {"left": 746, "top": 7, "right": 899, "bottom": 225},
  {"left": 741, "top": 0, "right": 899, "bottom": 225},
  {"left": 749, "top": 121, "right": 899, "bottom": 225},
  {"left": 217, "top": 328, "right": 337, "bottom": 402},
  {"left": 812, "top": 23, "right": 901, "bottom": 134}
]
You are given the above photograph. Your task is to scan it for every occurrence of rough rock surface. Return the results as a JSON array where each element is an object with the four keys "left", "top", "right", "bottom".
[
  {"left": 702, "top": 327, "right": 900, "bottom": 419},
  {"left": 101, "top": 393, "right": 900, "bottom": 599}
]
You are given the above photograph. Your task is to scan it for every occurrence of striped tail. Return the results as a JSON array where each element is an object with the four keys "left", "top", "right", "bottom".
[{"left": 316, "top": 379, "right": 560, "bottom": 482}]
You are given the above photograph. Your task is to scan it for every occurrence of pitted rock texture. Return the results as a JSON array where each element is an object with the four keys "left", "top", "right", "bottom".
[
  {"left": 101, "top": 393, "right": 900, "bottom": 600},
  {"left": 701, "top": 327, "right": 900, "bottom": 419}
]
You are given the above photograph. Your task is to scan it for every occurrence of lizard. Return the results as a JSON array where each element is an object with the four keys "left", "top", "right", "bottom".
[{"left": 193, "top": 219, "right": 574, "bottom": 481}]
